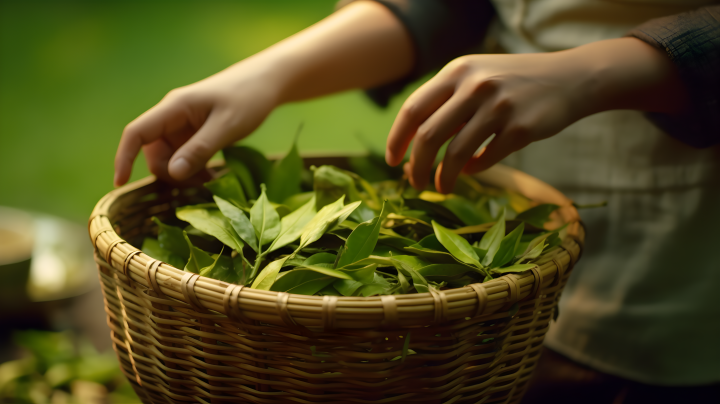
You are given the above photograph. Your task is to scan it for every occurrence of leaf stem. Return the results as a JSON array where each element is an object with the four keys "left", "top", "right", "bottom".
[{"left": 248, "top": 251, "right": 266, "bottom": 282}]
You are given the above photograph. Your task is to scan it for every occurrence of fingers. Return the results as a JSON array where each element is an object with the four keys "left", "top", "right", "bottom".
[
  {"left": 167, "top": 109, "right": 241, "bottom": 181},
  {"left": 462, "top": 123, "right": 531, "bottom": 175},
  {"left": 405, "top": 92, "right": 478, "bottom": 189},
  {"left": 114, "top": 93, "right": 202, "bottom": 186},
  {"left": 435, "top": 97, "right": 511, "bottom": 193},
  {"left": 385, "top": 78, "right": 455, "bottom": 167}
]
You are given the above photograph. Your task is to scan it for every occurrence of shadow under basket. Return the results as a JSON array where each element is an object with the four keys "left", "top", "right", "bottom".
[{"left": 89, "top": 156, "right": 584, "bottom": 404}]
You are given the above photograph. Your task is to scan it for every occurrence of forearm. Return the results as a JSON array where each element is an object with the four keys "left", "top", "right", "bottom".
[
  {"left": 567, "top": 37, "right": 689, "bottom": 117},
  {"left": 221, "top": 1, "right": 415, "bottom": 105}
]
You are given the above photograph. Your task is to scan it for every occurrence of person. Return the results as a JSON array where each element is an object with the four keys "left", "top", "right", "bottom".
[{"left": 113, "top": 1, "right": 720, "bottom": 402}]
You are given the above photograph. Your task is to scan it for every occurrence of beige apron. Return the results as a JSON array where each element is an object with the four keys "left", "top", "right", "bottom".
[{"left": 490, "top": 0, "right": 720, "bottom": 385}]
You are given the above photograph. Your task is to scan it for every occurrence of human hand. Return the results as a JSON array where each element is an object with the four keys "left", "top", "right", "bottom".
[
  {"left": 385, "top": 38, "right": 688, "bottom": 193},
  {"left": 114, "top": 64, "right": 280, "bottom": 187},
  {"left": 114, "top": 1, "right": 413, "bottom": 187}
]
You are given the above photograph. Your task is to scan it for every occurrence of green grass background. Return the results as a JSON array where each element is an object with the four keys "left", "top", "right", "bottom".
[{"left": 0, "top": 0, "right": 424, "bottom": 223}]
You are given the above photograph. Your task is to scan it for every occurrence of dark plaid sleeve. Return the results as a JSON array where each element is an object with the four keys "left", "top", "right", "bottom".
[
  {"left": 628, "top": 6, "right": 720, "bottom": 148},
  {"left": 338, "top": 0, "right": 495, "bottom": 107}
]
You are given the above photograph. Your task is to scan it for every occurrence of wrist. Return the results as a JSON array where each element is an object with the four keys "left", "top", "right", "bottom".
[{"left": 570, "top": 38, "right": 688, "bottom": 116}]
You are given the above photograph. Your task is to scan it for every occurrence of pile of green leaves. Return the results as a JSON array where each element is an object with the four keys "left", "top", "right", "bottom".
[
  {"left": 142, "top": 140, "right": 564, "bottom": 297},
  {"left": 0, "top": 331, "right": 138, "bottom": 403}
]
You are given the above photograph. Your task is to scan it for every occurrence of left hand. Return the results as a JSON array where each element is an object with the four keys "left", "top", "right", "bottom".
[{"left": 385, "top": 38, "right": 688, "bottom": 193}]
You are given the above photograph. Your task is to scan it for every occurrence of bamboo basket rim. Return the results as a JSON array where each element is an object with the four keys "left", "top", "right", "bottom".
[{"left": 89, "top": 157, "right": 584, "bottom": 331}]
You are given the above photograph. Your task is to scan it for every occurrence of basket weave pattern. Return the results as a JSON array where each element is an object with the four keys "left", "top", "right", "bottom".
[{"left": 89, "top": 163, "right": 583, "bottom": 404}]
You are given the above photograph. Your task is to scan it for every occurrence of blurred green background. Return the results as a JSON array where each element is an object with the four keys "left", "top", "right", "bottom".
[{"left": 0, "top": 0, "right": 422, "bottom": 223}]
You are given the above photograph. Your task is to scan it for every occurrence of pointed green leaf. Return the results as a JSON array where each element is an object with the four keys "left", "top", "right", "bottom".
[
  {"left": 391, "top": 256, "right": 430, "bottom": 293},
  {"left": 439, "top": 196, "right": 491, "bottom": 226},
  {"left": 337, "top": 202, "right": 386, "bottom": 268},
  {"left": 182, "top": 232, "right": 214, "bottom": 274},
  {"left": 478, "top": 208, "right": 506, "bottom": 267},
  {"left": 337, "top": 263, "right": 377, "bottom": 284},
  {"left": 267, "top": 137, "right": 304, "bottom": 203},
  {"left": 491, "top": 264, "right": 537, "bottom": 274},
  {"left": 269, "top": 195, "right": 317, "bottom": 252},
  {"left": 404, "top": 198, "right": 464, "bottom": 226},
  {"left": 250, "top": 185, "right": 281, "bottom": 247},
  {"left": 313, "top": 165, "right": 360, "bottom": 209},
  {"left": 490, "top": 222, "right": 524, "bottom": 268},
  {"left": 417, "top": 264, "right": 476, "bottom": 279},
  {"left": 431, "top": 221, "right": 482, "bottom": 268},
  {"left": 270, "top": 270, "right": 337, "bottom": 295},
  {"left": 200, "top": 254, "right": 243, "bottom": 284},
  {"left": 516, "top": 232, "right": 552, "bottom": 264},
  {"left": 214, "top": 196, "right": 258, "bottom": 252},
  {"left": 397, "top": 269, "right": 410, "bottom": 294},
  {"left": 176, "top": 205, "right": 244, "bottom": 252},
  {"left": 515, "top": 204, "right": 560, "bottom": 229},
  {"left": 251, "top": 256, "right": 288, "bottom": 290},
  {"left": 141, "top": 237, "right": 185, "bottom": 269},
  {"left": 294, "top": 197, "right": 361, "bottom": 254},
  {"left": 333, "top": 279, "right": 364, "bottom": 296},
  {"left": 152, "top": 217, "right": 190, "bottom": 260},
  {"left": 204, "top": 173, "right": 247, "bottom": 208},
  {"left": 223, "top": 146, "right": 271, "bottom": 200},
  {"left": 295, "top": 265, "right": 352, "bottom": 280},
  {"left": 302, "top": 252, "right": 337, "bottom": 266}
]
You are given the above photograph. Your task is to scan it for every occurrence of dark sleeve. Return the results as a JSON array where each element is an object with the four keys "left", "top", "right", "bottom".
[
  {"left": 627, "top": 6, "right": 720, "bottom": 148},
  {"left": 338, "top": 0, "right": 495, "bottom": 107}
]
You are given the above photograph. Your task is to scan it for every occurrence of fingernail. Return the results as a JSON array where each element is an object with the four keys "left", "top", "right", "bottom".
[
  {"left": 169, "top": 157, "right": 191, "bottom": 179},
  {"left": 113, "top": 172, "right": 120, "bottom": 187}
]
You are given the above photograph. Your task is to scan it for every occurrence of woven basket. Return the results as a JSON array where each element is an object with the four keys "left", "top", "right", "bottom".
[{"left": 89, "top": 156, "right": 584, "bottom": 404}]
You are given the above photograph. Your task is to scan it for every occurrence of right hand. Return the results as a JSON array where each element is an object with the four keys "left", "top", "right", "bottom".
[{"left": 114, "top": 65, "right": 280, "bottom": 187}]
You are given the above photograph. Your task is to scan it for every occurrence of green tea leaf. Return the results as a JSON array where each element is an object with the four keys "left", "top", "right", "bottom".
[
  {"left": 358, "top": 274, "right": 394, "bottom": 296},
  {"left": 214, "top": 196, "right": 258, "bottom": 252},
  {"left": 490, "top": 222, "right": 524, "bottom": 268},
  {"left": 431, "top": 221, "right": 482, "bottom": 268},
  {"left": 478, "top": 208, "right": 506, "bottom": 267},
  {"left": 515, "top": 204, "right": 560, "bottom": 229},
  {"left": 141, "top": 238, "right": 185, "bottom": 269},
  {"left": 334, "top": 279, "right": 364, "bottom": 296},
  {"left": 399, "top": 266, "right": 429, "bottom": 294},
  {"left": 516, "top": 232, "right": 552, "bottom": 263},
  {"left": 372, "top": 244, "right": 408, "bottom": 257},
  {"left": 267, "top": 136, "right": 303, "bottom": 203},
  {"left": 250, "top": 185, "right": 281, "bottom": 247},
  {"left": 314, "top": 165, "right": 361, "bottom": 209},
  {"left": 439, "top": 196, "right": 490, "bottom": 226},
  {"left": 223, "top": 146, "right": 272, "bottom": 200},
  {"left": 403, "top": 246, "right": 459, "bottom": 265},
  {"left": 337, "top": 202, "right": 386, "bottom": 268},
  {"left": 183, "top": 232, "right": 215, "bottom": 274},
  {"left": 271, "top": 270, "right": 338, "bottom": 295},
  {"left": 491, "top": 263, "right": 537, "bottom": 274},
  {"left": 251, "top": 256, "right": 288, "bottom": 290},
  {"left": 417, "top": 264, "right": 476, "bottom": 279},
  {"left": 390, "top": 255, "right": 431, "bottom": 271},
  {"left": 338, "top": 263, "right": 377, "bottom": 284},
  {"left": 232, "top": 254, "right": 249, "bottom": 285},
  {"left": 302, "top": 252, "right": 337, "bottom": 266},
  {"left": 405, "top": 198, "right": 464, "bottom": 226},
  {"left": 204, "top": 173, "right": 247, "bottom": 208},
  {"left": 176, "top": 205, "right": 244, "bottom": 252},
  {"left": 294, "top": 265, "right": 353, "bottom": 280},
  {"left": 397, "top": 269, "right": 410, "bottom": 294},
  {"left": 269, "top": 195, "right": 317, "bottom": 252},
  {"left": 282, "top": 192, "right": 314, "bottom": 211},
  {"left": 199, "top": 252, "right": 234, "bottom": 281},
  {"left": 295, "top": 197, "right": 361, "bottom": 254},
  {"left": 152, "top": 217, "right": 190, "bottom": 260}
]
